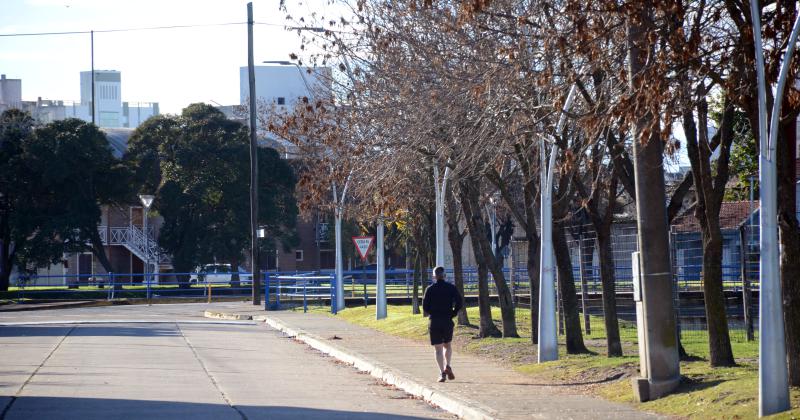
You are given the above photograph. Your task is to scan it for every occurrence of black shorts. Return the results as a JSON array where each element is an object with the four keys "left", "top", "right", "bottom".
[{"left": 429, "top": 317, "right": 454, "bottom": 345}]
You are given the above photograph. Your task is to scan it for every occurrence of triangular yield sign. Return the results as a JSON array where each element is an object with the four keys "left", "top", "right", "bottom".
[{"left": 352, "top": 236, "right": 375, "bottom": 261}]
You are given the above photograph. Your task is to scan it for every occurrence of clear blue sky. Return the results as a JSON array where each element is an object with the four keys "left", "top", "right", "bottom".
[{"left": 0, "top": 0, "right": 339, "bottom": 114}]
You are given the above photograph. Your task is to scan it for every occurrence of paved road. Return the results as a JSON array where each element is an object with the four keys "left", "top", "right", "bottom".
[{"left": 0, "top": 304, "right": 450, "bottom": 419}]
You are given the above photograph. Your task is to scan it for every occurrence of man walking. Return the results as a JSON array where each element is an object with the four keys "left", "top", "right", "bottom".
[{"left": 422, "top": 266, "right": 463, "bottom": 383}]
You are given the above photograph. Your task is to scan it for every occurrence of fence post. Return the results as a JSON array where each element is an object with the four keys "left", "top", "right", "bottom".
[
  {"left": 276, "top": 274, "right": 281, "bottom": 309},
  {"left": 264, "top": 271, "right": 270, "bottom": 311},
  {"left": 578, "top": 234, "right": 591, "bottom": 335},
  {"left": 669, "top": 226, "right": 682, "bottom": 342},
  {"left": 207, "top": 279, "right": 212, "bottom": 304},
  {"left": 108, "top": 272, "right": 114, "bottom": 301},
  {"left": 303, "top": 283, "right": 308, "bottom": 313},
  {"left": 330, "top": 274, "right": 337, "bottom": 314},
  {"left": 740, "top": 225, "right": 754, "bottom": 341}
]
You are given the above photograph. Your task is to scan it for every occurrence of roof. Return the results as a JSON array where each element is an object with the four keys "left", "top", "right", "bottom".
[
  {"left": 672, "top": 201, "right": 759, "bottom": 232},
  {"left": 101, "top": 128, "right": 135, "bottom": 158}
]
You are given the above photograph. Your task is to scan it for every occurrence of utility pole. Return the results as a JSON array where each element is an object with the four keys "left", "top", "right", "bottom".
[
  {"left": 247, "top": 2, "right": 261, "bottom": 305},
  {"left": 90, "top": 30, "right": 95, "bottom": 124},
  {"left": 626, "top": 5, "right": 680, "bottom": 402}
]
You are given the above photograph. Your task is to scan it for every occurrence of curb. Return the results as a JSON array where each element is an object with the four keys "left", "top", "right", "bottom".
[
  {"left": 203, "top": 310, "right": 499, "bottom": 420},
  {"left": 204, "top": 310, "right": 267, "bottom": 322},
  {"left": 0, "top": 300, "right": 114, "bottom": 312}
]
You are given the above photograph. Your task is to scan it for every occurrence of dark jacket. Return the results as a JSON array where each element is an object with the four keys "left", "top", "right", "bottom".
[{"left": 422, "top": 279, "right": 463, "bottom": 319}]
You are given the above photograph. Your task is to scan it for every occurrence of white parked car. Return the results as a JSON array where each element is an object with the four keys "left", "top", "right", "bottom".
[{"left": 190, "top": 264, "right": 253, "bottom": 284}]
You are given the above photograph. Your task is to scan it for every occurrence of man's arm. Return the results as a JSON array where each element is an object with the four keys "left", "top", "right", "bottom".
[
  {"left": 422, "top": 285, "right": 432, "bottom": 317},
  {"left": 451, "top": 286, "right": 463, "bottom": 317}
]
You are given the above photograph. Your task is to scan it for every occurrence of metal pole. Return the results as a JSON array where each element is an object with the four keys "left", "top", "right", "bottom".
[
  {"left": 434, "top": 166, "right": 449, "bottom": 268},
  {"left": 377, "top": 215, "right": 387, "bottom": 319},
  {"left": 538, "top": 83, "right": 579, "bottom": 362},
  {"left": 90, "top": 30, "right": 95, "bottom": 125},
  {"left": 247, "top": 2, "right": 261, "bottom": 305},
  {"left": 335, "top": 210, "right": 345, "bottom": 310},
  {"left": 144, "top": 209, "right": 150, "bottom": 306},
  {"left": 537, "top": 139, "right": 559, "bottom": 361},
  {"left": 750, "top": 1, "right": 799, "bottom": 415},
  {"left": 740, "top": 225, "right": 754, "bottom": 341}
]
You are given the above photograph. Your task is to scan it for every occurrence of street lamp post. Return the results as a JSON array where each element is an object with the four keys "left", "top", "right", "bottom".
[
  {"left": 538, "top": 84, "right": 578, "bottom": 362},
  {"left": 138, "top": 194, "right": 154, "bottom": 305},
  {"left": 749, "top": 1, "right": 800, "bottom": 415},
  {"left": 433, "top": 165, "right": 449, "bottom": 269}
]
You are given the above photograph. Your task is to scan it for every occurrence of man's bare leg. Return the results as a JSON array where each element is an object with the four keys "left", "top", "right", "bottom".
[
  {"left": 443, "top": 342, "right": 455, "bottom": 379},
  {"left": 434, "top": 343, "right": 445, "bottom": 373}
]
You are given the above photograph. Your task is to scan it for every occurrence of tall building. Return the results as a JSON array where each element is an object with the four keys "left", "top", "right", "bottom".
[
  {"left": 80, "top": 70, "right": 122, "bottom": 127},
  {"left": 0, "top": 74, "right": 22, "bottom": 110}
]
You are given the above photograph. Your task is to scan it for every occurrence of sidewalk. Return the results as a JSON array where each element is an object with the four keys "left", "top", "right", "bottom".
[{"left": 205, "top": 303, "right": 664, "bottom": 420}]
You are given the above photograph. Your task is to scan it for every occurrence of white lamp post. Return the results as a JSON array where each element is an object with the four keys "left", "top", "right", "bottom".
[
  {"left": 433, "top": 165, "right": 450, "bottom": 269},
  {"left": 138, "top": 194, "right": 154, "bottom": 305},
  {"left": 749, "top": 1, "right": 800, "bottom": 416},
  {"left": 376, "top": 213, "right": 387, "bottom": 319},
  {"left": 538, "top": 84, "right": 579, "bottom": 363}
]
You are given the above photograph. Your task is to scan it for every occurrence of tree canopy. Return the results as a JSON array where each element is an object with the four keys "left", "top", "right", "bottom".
[{"left": 125, "top": 103, "right": 298, "bottom": 282}]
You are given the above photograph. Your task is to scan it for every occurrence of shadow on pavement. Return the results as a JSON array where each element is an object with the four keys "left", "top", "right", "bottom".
[
  {"left": 0, "top": 325, "right": 180, "bottom": 338},
  {"left": 3, "top": 396, "right": 439, "bottom": 419}
]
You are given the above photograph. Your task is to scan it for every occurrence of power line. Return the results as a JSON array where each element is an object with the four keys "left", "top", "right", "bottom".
[{"left": 0, "top": 21, "right": 286, "bottom": 37}]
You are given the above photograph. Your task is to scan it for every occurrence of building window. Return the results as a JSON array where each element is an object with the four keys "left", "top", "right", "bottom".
[
  {"left": 295, "top": 250, "right": 304, "bottom": 261},
  {"left": 277, "top": 97, "right": 286, "bottom": 105}
]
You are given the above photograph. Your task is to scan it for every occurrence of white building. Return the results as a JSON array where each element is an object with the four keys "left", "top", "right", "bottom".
[
  {"left": 0, "top": 74, "right": 22, "bottom": 110},
  {"left": 239, "top": 63, "right": 331, "bottom": 109},
  {"left": 239, "top": 63, "right": 332, "bottom": 158},
  {"left": 0, "top": 71, "right": 158, "bottom": 128},
  {"left": 81, "top": 70, "right": 122, "bottom": 127},
  {"left": 79, "top": 70, "right": 159, "bottom": 128}
]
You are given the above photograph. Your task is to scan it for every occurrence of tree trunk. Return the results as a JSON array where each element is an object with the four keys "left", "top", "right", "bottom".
[
  {"left": 460, "top": 180, "right": 501, "bottom": 338},
  {"left": 777, "top": 113, "right": 800, "bottom": 385},
  {"left": 88, "top": 228, "right": 114, "bottom": 274},
  {"left": 700, "top": 226, "right": 735, "bottom": 366},
  {"left": 682, "top": 97, "right": 736, "bottom": 367},
  {"left": 527, "top": 232, "right": 540, "bottom": 344},
  {"left": 552, "top": 221, "right": 589, "bottom": 353},
  {"left": 0, "top": 241, "right": 12, "bottom": 292},
  {"left": 596, "top": 226, "right": 622, "bottom": 357},
  {"left": 461, "top": 180, "right": 516, "bottom": 337},
  {"left": 523, "top": 181, "right": 540, "bottom": 344},
  {"left": 578, "top": 231, "right": 593, "bottom": 335},
  {"left": 448, "top": 224, "right": 470, "bottom": 326},
  {"left": 230, "top": 256, "right": 241, "bottom": 289}
]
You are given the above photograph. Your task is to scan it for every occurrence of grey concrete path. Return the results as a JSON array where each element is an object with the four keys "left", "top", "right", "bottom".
[
  {"left": 0, "top": 304, "right": 450, "bottom": 419},
  {"left": 205, "top": 303, "right": 664, "bottom": 420}
]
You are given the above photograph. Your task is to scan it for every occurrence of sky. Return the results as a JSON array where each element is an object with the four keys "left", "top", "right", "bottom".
[{"left": 0, "top": 0, "right": 341, "bottom": 114}]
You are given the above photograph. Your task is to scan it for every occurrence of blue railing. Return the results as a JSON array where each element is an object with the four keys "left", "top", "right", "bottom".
[{"left": 4, "top": 262, "right": 758, "bottom": 307}]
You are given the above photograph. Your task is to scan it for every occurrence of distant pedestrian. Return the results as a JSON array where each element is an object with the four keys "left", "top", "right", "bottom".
[{"left": 422, "top": 266, "right": 463, "bottom": 383}]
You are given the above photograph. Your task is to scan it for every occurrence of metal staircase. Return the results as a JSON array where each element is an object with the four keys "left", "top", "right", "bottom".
[{"left": 99, "top": 225, "right": 172, "bottom": 269}]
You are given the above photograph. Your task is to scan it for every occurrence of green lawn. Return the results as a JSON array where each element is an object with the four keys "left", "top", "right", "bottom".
[{"left": 312, "top": 303, "right": 799, "bottom": 419}]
